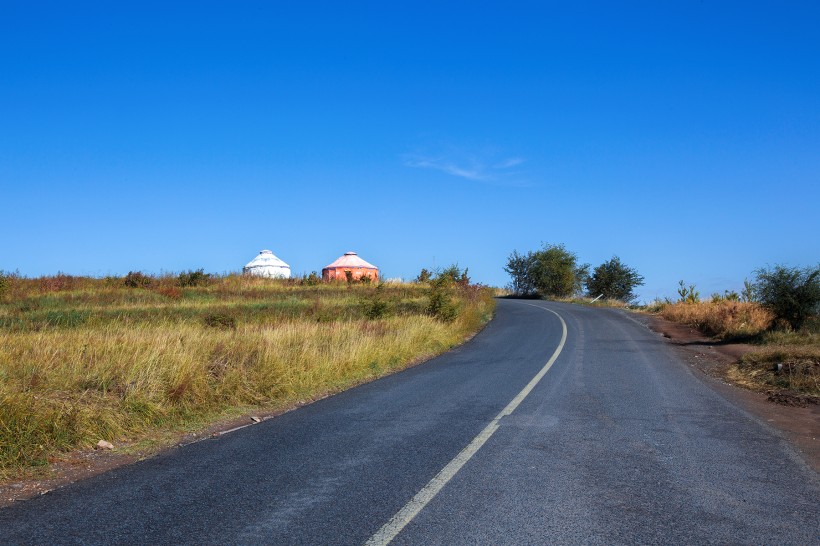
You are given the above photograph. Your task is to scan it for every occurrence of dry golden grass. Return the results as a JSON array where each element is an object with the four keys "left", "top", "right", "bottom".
[
  {"left": 730, "top": 345, "right": 820, "bottom": 397},
  {"left": 659, "top": 301, "right": 774, "bottom": 339},
  {"left": 0, "top": 275, "right": 494, "bottom": 477},
  {"left": 731, "top": 324, "right": 820, "bottom": 397}
]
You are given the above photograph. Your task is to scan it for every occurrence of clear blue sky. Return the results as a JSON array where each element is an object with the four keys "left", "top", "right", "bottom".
[{"left": 2, "top": 2, "right": 818, "bottom": 302}]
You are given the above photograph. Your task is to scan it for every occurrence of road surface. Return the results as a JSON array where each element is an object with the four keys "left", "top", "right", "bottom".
[{"left": 1, "top": 300, "right": 818, "bottom": 544}]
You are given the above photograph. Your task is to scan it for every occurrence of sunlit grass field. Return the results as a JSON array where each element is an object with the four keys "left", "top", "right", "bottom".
[{"left": 0, "top": 273, "right": 495, "bottom": 477}]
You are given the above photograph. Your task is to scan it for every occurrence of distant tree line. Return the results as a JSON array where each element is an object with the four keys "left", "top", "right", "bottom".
[
  {"left": 504, "top": 244, "right": 644, "bottom": 303},
  {"left": 505, "top": 244, "right": 820, "bottom": 330}
]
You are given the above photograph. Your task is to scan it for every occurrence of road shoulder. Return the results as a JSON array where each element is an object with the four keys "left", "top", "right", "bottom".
[{"left": 629, "top": 310, "right": 819, "bottom": 473}]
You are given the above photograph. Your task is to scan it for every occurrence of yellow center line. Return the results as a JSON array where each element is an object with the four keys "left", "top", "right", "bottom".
[{"left": 365, "top": 302, "right": 567, "bottom": 546}]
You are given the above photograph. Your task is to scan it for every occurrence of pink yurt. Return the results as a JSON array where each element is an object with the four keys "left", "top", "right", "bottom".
[{"left": 322, "top": 251, "right": 379, "bottom": 282}]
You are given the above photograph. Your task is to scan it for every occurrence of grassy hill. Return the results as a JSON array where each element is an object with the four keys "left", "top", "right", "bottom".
[{"left": 0, "top": 273, "right": 495, "bottom": 478}]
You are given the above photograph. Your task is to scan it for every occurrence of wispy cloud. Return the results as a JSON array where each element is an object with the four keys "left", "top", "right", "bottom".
[
  {"left": 403, "top": 149, "right": 529, "bottom": 186},
  {"left": 492, "top": 157, "right": 524, "bottom": 169},
  {"left": 403, "top": 156, "right": 490, "bottom": 181}
]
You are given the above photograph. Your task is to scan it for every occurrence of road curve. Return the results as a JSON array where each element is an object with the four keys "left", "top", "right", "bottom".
[{"left": 1, "top": 300, "right": 818, "bottom": 544}]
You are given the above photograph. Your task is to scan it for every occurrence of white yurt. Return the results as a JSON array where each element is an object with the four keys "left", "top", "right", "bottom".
[{"left": 243, "top": 250, "right": 291, "bottom": 278}]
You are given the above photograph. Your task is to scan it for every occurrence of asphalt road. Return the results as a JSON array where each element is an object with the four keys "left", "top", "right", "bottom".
[{"left": 1, "top": 300, "right": 818, "bottom": 545}]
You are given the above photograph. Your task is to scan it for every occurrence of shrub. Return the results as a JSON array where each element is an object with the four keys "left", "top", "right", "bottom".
[
  {"left": 677, "top": 280, "right": 700, "bottom": 303},
  {"left": 427, "top": 276, "right": 459, "bottom": 322},
  {"left": 359, "top": 274, "right": 372, "bottom": 285},
  {"left": 416, "top": 268, "right": 432, "bottom": 283},
  {"left": 585, "top": 256, "right": 644, "bottom": 303},
  {"left": 302, "top": 271, "right": 321, "bottom": 286},
  {"left": 365, "top": 298, "right": 388, "bottom": 319},
  {"left": 437, "top": 265, "right": 470, "bottom": 287},
  {"left": 363, "top": 283, "right": 388, "bottom": 319},
  {"left": 202, "top": 313, "right": 237, "bottom": 329},
  {"left": 123, "top": 271, "right": 153, "bottom": 289},
  {"left": 178, "top": 269, "right": 211, "bottom": 287},
  {"left": 754, "top": 264, "right": 820, "bottom": 330}
]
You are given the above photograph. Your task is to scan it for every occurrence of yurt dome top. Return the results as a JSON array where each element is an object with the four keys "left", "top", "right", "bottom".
[
  {"left": 323, "top": 251, "right": 377, "bottom": 270},
  {"left": 243, "top": 250, "right": 291, "bottom": 277}
]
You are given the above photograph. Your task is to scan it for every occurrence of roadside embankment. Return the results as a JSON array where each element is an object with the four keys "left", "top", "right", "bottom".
[{"left": 653, "top": 300, "right": 818, "bottom": 403}]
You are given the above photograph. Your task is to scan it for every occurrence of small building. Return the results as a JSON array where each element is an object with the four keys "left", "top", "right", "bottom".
[
  {"left": 243, "top": 250, "right": 291, "bottom": 279},
  {"left": 322, "top": 251, "right": 379, "bottom": 282}
]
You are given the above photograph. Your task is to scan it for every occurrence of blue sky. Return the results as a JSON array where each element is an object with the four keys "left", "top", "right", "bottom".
[{"left": 2, "top": 2, "right": 818, "bottom": 302}]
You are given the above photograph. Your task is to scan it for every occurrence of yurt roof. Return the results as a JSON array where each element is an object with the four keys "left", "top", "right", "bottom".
[
  {"left": 244, "top": 250, "right": 290, "bottom": 269},
  {"left": 324, "top": 251, "right": 377, "bottom": 270}
]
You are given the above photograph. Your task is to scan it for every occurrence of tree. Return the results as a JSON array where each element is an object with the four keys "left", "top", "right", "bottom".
[
  {"left": 585, "top": 256, "right": 644, "bottom": 303},
  {"left": 529, "top": 244, "right": 587, "bottom": 298},
  {"left": 504, "top": 250, "right": 536, "bottom": 296},
  {"left": 754, "top": 264, "right": 820, "bottom": 330}
]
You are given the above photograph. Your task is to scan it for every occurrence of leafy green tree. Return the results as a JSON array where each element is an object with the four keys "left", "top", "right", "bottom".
[
  {"left": 529, "top": 244, "right": 587, "bottom": 298},
  {"left": 585, "top": 256, "right": 644, "bottom": 303},
  {"left": 504, "top": 250, "right": 536, "bottom": 296},
  {"left": 754, "top": 264, "right": 820, "bottom": 330}
]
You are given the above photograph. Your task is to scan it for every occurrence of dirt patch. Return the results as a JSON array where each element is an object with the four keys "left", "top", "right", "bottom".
[
  {"left": 642, "top": 313, "right": 820, "bottom": 473},
  {"left": 766, "top": 391, "right": 819, "bottom": 408},
  {"left": 647, "top": 315, "right": 755, "bottom": 363}
]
